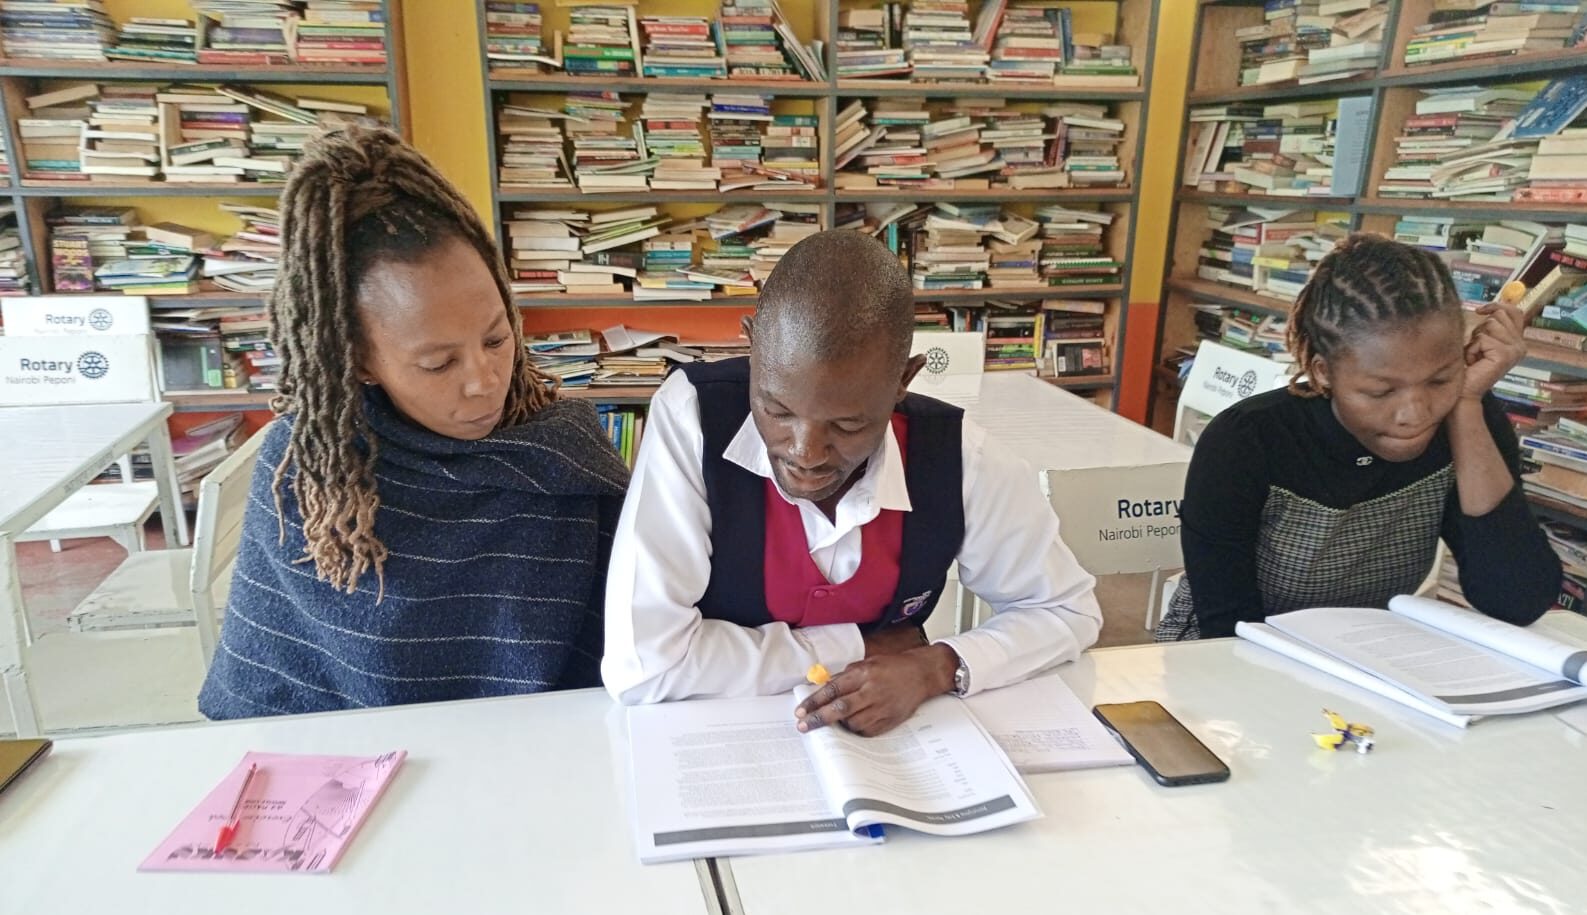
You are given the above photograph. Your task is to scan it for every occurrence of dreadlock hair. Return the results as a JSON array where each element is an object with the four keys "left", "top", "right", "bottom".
[
  {"left": 1286, "top": 232, "right": 1462, "bottom": 398},
  {"left": 268, "top": 124, "right": 555, "bottom": 597}
]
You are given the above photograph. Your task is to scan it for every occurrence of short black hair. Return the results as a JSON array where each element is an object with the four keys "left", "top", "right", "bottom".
[{"left": 754, "top": 229, "right": 914, "bottom": 368}]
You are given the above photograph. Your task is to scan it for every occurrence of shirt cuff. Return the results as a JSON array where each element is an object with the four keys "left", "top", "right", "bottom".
[
  {"left": 931, "top": 635, "right": 986, "bottom": 697},
  {"left": 797, "top": 623, "right": 865, "bottom": 674}
]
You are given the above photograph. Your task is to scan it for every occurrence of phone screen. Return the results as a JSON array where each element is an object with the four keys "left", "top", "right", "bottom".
[
  {"left": 0, "top": 738, "right": 52, "bottom": 795},
  {"left": 1093, "top": 701, "right": 1229, "bottom": 786}
]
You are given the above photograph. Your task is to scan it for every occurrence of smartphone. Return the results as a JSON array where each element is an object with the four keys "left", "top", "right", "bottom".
[
  {"left": 0, "top": 738, "right": 52, "bottom": 796},
  {"left": 1093, "top": 701, "right": 1229, "bottom": 787}
]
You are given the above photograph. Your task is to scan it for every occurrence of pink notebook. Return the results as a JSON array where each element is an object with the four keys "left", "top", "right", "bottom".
[{"left": 141, "top": 751, "right": 406, "bottom": 873}]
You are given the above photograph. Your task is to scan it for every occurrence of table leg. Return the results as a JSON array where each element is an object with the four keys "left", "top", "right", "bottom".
[
  {"left": 0, "top": 536, "right": 41, "bottom": 738},
  {"left": 146, "top": 420, "right": 189, "bottom": 547}
]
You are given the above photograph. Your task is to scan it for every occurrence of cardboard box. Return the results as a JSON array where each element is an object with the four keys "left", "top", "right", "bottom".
[
  {"left": 0, "top": 334, "right": 158, "bottom": 405},
  {"left": 0, "top": 295, "right": 151, "bottom": 337}
]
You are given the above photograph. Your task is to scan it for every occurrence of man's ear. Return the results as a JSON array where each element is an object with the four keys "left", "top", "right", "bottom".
[
  {"left": 740, "top": 314, "right": 754, "bottom": 345},
  {"left": 898, "top": 353, "right": 926, "bottom": 401}
]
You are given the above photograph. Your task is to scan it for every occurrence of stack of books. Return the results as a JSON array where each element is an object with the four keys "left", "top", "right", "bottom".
[
  {"left": 95, "top": 240, "right": 202, "bottom": 297},
  {"left": 82, "top": 86, "right": 161, "bottom": 181},
  {"left": 107, "top": 17, "right": 198, "bottom": 63},
  {"left": 747, "top": 206, "right": 820, "bottom": 281},
  {"left": 497, "top": 102, "right": 574, "bottom": 190},
  {"left": 835, "top": 6, "right": 909, "bottom": 79},
  {"left": 566, "top": 91, "right": 647, "bottom": 192},
  {"left": 527, "top": 330, "right": 601, "bottom": 388},
  {"left": 218, "top": 311, "right": 278, "bottom": 392},
  {"left": 1522, "top": 421, "right": 1587, "bottom": 523},
  {"left": 640, "top": 94, "right": 716, "bottom": 189},
  {"left": 1042, "top": 299, "right": 1109, "bottom": 376},
  {"left": 981, "top": 302, "right": 1044, "bottom": 370},
  {"left": 720, "top": 0, "right": 820, "bottom": 81},
  {"left": 204, "top": 203, "right": 281, "bottom": 294},
  {"left": 0, "top": 0, "right": 114, "bottom": 61},
  {"left": 507, "top": 211, "right": 590, "bottom": 294},
  {"left": 1237, "top": 1, "right": 1332, "bottom": 86},
  {"left": 1185, "top": 100, "right": 1351, "bottom": 197},
  {"left": 564, "top": 5, "right": 639, "bottom": 77},
  {"left": 297, "top": 1, "right": 389, "bottom": 65},
  {"left": 985, "top": 4, "right": 1062, "bottom": 84},
  {"left": 0, "top": 204, "right": 30, "bottom": 296},
  {"left": 19, "top": 82, "right": 99, "bottom": 181},
  {"left": 1392, "top": 215, "right": 1483, "bottom": 254},
  {"left": 194, "top": 1, "right": 296, "bottom": 65},
  {"left": 761, "top": 113, "right": 819, "bottom": 184},
  {"left": 1405, "top": 1, "right": 1582, "bottom": 67},
  {"left": 1296, "top": 1, "right": 1389, "bottom": 85},
  {"left": 640, "top": 16, "right": 725, "bottom": 78},
  {"left": 1375, "top": 85, "right": 1536, "bottom": 200},
  {"left": 708, "top": 93, "right": 773, "bottom": 174},
  {"left": 1196, "top": 205, "right": 1346, "bottom": 300},
  {"left": 1524, "top": 128, "right": 1587, "bottom": 204},
  {"left": 903, "top": 0, "right": 988, "bottom": 82},
  {"left": 484, "top": 1, "right": 552, "bottom": 70},
  {"left": 1035, "top": 205, "right": 1120, "bottom": 288},
  {"left": 1058, "top": 33, "right": 1140, "bottom": 88},
  {"left": 47, "top": 207, "right": 136, "bottom": 292}
]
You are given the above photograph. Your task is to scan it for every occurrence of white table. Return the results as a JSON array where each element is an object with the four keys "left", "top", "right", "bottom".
[
  {"left": 0, "top": 689, "right": 715, "bottom": 915},
  {"left": 722, "top": 637, "right": 1587, "bottom": 915},
  {"left": 0, "top": 402, "right": 188, "bottom": 736}
]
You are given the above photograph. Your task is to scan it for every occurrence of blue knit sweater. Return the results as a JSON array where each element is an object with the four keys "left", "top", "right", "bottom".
[{"left": 198, "top": 389, "right": 630, "bottom": 719}]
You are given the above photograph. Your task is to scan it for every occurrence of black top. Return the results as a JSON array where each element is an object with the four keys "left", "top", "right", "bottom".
[
  {"left": 677, "top": 357, "right": 965, "bottom": 632},
  {"left": 1157, "top": 387, "right": 1561, "bottom": 640}
]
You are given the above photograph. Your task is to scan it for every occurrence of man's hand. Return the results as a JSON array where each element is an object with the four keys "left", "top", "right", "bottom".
[
  {"left": 795, "top": 644, "right": 958, "bottom": 737},
  {"left": 1461, "top": 302, "right": 1526, "bottom": 402},
  {"left": 862, "top": 624, "right": 926, "bottom": 658}
]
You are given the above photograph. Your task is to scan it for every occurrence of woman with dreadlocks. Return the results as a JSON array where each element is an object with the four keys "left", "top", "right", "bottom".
[
  {"left": 1156, "top": 234, "right": 1559, "bottom": 641},
  {"left": 198, "top": 126, "right": 629, "bottom": 718}
]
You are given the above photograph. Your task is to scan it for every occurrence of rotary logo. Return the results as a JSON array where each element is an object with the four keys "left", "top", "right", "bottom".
[
  {"left": 87, "top": 308, "right": 114, "bottom": 331},
  {"left": 925, "top": 346, "right": 950, "bottom": 375},
  {"left": 77, "top": 351, "right": 110, "bottom": 379},
  {"left": 1237, "top": 370, "right": 1258, "bottom": 398}
]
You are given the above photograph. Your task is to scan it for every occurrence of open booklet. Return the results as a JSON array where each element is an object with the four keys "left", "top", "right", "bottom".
[
  {"left": 1237, "top": 596, "right": 1587, "bottom": 727},
  {"left": 626, "top": 688, "right": 1041, "bottom": 864}
]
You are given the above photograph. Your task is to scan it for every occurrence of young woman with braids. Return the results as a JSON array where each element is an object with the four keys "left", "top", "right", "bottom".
[
  {"left": 198, "top": 126, "right": 629, "bottom": 718},
  {"left": 1156, "top": 234, "right": 1560, "bottom": 640}
]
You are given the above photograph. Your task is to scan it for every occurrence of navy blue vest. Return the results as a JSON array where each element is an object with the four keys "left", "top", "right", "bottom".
[{"left": 678, "top": 358, "right": 965, "bottom": 632}]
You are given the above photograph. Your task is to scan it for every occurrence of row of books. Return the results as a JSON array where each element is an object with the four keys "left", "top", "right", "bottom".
[
  {"left": 18, "top": 81, "right": 378, "bottom": 185},
  {"left": 0, "top": 204, "right": 29, "bottom": 296},
  {"left": 528, "top": 325, "right": 748, "bottom": 390},
  {"left": 497, "top": 91, "right": 820, "bottom": 192},
  {"left": 836, "top": 1, "right": 1137, "bottom": 87},
  {"left": 1404, "top": 1, "right": 1585, "bottom": 68},
  {"left": 0, "top": 1, "right": 388, "bottom": 66},
  {"left": 45, "top": 203, "right": 280, "bottom": 297},
  {"left": 597, "top": 404, "right": 645, "bottom": 467},
  {"left": 505, "top": 202, "right": 819, "bottom": 298},
  {"left": 920, "top": 299, "right": 1109, "bottom": 375},
  {"left": 1238, "top": 0, "right": 1388, "bottom": 87},
  {"left": 531, "top": 1, "right": 824, "bottom": 80},
  {"left": 835, "top": 97, "right": 1125, "bottom": 191},
  {"left": 1376, "top": 76, "right": 1587, "bottom": 204},
  {"left": 1182, "top": 96, "right": 1373, "bottom": 197},
  {"left": 1195, "top": 205, "right": 1349, "bottom": 302}
]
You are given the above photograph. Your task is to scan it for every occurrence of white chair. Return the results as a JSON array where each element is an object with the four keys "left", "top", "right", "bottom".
[
  {"left": 1173, "top": 340, "right": 1291, "bottom": 446},
  {"left": 15, "top": 459, "right": 159, "bottom": 555},
  {"left": 67, "top": 423, "right": 264, "bottom": 666}
]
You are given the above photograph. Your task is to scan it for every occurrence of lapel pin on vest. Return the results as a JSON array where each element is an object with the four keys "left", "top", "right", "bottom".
[{"left": 900, "top": 590, "right": 934, "bottom": 618}]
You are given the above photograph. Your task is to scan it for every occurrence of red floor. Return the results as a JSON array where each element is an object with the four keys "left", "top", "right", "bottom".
[{"left": 16, "top": 519, "right": 172, "bottom": 637}]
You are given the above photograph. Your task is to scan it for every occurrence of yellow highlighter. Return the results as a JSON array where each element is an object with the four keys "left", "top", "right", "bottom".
[
  {"left": 1498, "top": 280, "right": 1526, "bottom": 308},
  {"left": 806, "top": 664, "right": 830, "bottom": 687}
]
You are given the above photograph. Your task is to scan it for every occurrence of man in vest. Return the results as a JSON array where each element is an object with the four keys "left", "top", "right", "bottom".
[{"left": 602, "top": 230, "right": 1101, "bottom": 736}]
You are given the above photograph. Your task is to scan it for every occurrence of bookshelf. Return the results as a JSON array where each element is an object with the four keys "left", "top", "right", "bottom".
[
  {"left": 1150, "top": 0, "right": 1587, "bottom": 431},
  {"left": 474, "top": 0, "right": 1162, "bottom": 408},
  {"left": 0, "top": 0, "right": 410, "bottom": 413}
]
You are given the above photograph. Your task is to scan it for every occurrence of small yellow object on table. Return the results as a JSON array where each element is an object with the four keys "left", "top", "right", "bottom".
[{"left": 806, "top": 664, "right": 830, "bottom": 687}]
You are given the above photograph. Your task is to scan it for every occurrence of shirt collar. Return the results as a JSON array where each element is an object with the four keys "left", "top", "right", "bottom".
[{"left": 722, "top": 414, "right": 913, "bottom": 513}]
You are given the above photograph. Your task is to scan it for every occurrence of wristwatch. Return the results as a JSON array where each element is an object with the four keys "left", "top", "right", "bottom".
[{"left": 951, "top": 654, "right": 971, "bottom": 697}]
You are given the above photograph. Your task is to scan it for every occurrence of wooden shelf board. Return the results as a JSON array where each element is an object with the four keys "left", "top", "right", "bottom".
[
  {"left": 164, "top": 390, "right": 273, "bottom": 412},
  {"left": 836, "top": 80, "right": 1143, "bottom": 101},
  {"left": 1167, "top": 277, "right": 1292, "bottom": 316},
  {"left": 1185, "top": 75, "right": 1378, "bottom": 107},
  {"left": 1176, "top": 189, "right": 1353, "bottom": 209},
  {"left": 1354, "top": 198, "right": 1587, "bottom": 223},
  {"left": 15, "top": 181, "right": 283, "bottom": 198},
  {"left": 835, "top": 188, "right": 1133, "bottom": 203},
  {"left": 1379, "top": 49, "right": 1587, "bottom": 89},
  {"left": 1045, "top": 374, "right": 1116, "bottom": 391},
  {"left": 497, "top": 188, "right": 825, "bottom": 204},
  {"left": 487, "top": 72, "right": 830, "bottom": 96},
  {"left": 0, "top": 60, "right": 391, "bottom": 84}
]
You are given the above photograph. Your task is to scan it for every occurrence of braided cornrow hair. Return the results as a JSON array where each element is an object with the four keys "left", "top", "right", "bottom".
[
  {"left": 268, "top": 124, "right": 555, "bottom": 596},
  {"left": 1286, "top": 232, "right": 1462, "bottom": 398}
]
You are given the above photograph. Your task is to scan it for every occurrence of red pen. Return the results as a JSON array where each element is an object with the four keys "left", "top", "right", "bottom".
[{"left": 214, "top": 763, "right": 259, "bottom": 855}]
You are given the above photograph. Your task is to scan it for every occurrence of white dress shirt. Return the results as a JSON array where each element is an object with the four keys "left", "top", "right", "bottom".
[{"left": 601, "top": 370, "right": 1102, "bottom": 704}]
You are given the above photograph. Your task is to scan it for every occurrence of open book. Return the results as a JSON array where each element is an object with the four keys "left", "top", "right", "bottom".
[
  {"left": 626, "top": 689, "right": 1040, "bottom": 864},
  {"left": 1237, "top": 596, "right": 1587, "bottom": 727}
]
